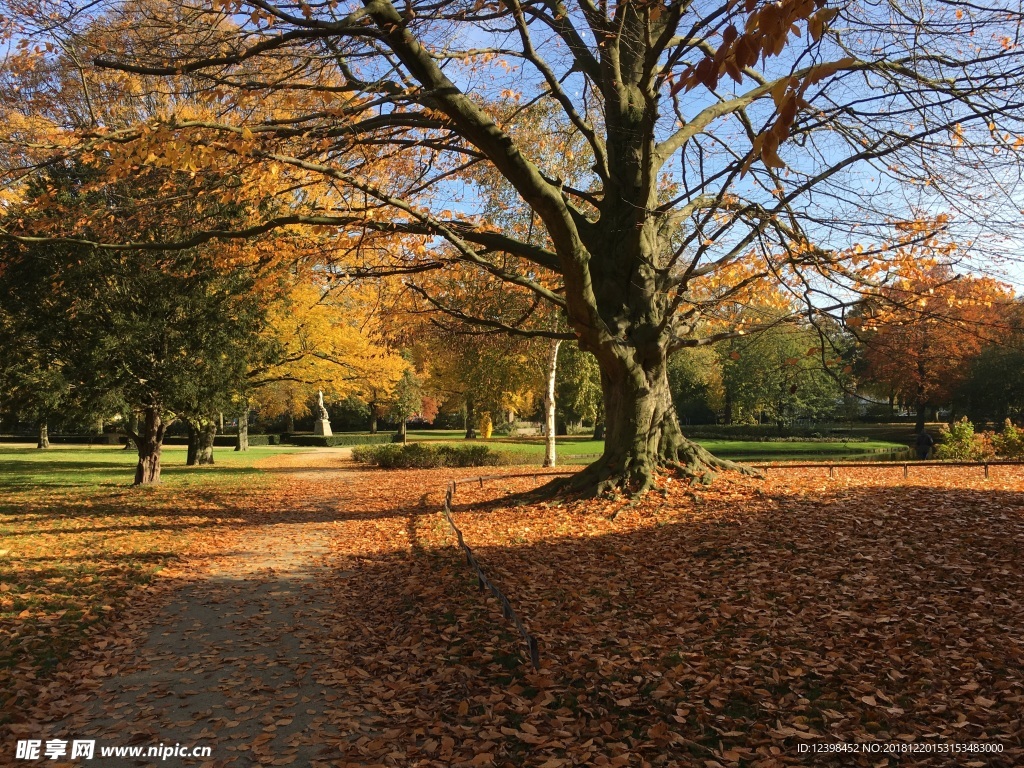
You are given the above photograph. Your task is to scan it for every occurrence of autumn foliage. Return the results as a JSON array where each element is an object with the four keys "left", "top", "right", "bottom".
[
  {"left": 856, "top": 266, "right": 1012, "bottom": 429},
  {"left": 4, "top": 0, "right": 1024, "bottom": 493}
]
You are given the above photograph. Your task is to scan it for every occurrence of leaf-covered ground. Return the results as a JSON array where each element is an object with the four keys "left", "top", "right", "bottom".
[
  {"left": 3, "top": 450, "right": 1023, "bottom": 767},
  {"left": 0, "top": 446, "right": 279, "bottom": 723}
]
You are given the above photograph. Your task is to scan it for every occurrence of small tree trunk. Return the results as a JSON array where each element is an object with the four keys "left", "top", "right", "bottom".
[
  {"left": 186, "top": 421, "right": 200, "bottom": 466},
  {"left": 133, "top": 407, "right": 166, "bottom": 485},
  {"left": 397, "top": 419, "right": 407, "bottom": 444},
  {"left": 124, "top": 412, "right": 138, "bottom": 450},
  {"left": 235, "top": 406, "right": 249, "bottom": 451},
  {"left": 465, "top": 396, "right": 477, "bottom": 439},
  {"left": 194, "top": 418, "right": 216, "bottom": 465},
  {"left": 543, "top": 340, "right": 561, "bottom": 467},
  {"left": 37, "top": 420, "right": 50, "bottom": 450},
  {"left": 370, "top": 407, "right": 378, "bottom": 434},
  {"left": 915, "top": 402, "right": 927, "bottom": 434},
  {"left": 285, "top": 413, "right": 295, "bottom": 434},
  {"left": 593, "top": 421, "right": 605, "bottom": 440}
]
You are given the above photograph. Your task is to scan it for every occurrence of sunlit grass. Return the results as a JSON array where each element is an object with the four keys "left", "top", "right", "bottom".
[{"left": 405, "top": 434, "right": 908, "bottom": 464}]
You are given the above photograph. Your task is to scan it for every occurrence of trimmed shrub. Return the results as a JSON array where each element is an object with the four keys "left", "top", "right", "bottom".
[
  {"left": 245, "top": 434, "right": 280, "bottom": 446},
  {"left": 678, "top": 427, "right": 868, "bottom": 442},
  {"left": 351, "top": 442, "right": 515, "bottom": 468},
  {"left": 285, "top": 434, "right": 394, "bottom": 447},
  {"left": 0, "top": 434, "right": 125, "bottom": 445}
]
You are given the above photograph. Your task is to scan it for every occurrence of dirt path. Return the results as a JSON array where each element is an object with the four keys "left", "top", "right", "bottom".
[
  {"left": 48, "top": 451, "right": 365, "bottom": 767},
  {"left": 37, "top": 451, "right": 547, "bottom": 767},
  {"left": 26, "top": 452, "right": 571, "bottom": 768}
]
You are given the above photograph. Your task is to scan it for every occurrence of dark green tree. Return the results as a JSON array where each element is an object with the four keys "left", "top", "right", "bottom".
[
  {"left": 667, "top": 347, "right": 725, "bottom": 426},
  {"left": 555, "top": 342, "right": 603, "bottom": 436},
  {"left": 720, "top": 324, "right": 848, "bottom": 428},
  {"left": 0, "top": 165, "right": 271, "bottom": 483}
]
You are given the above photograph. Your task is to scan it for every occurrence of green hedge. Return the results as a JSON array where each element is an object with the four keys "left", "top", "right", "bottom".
[
  {"left": 286, "top": 433, "right": 396, "bottom": 447},
  {"left": 164, "top": 434, "right": 279, "bottom": 447},
  {"left": 352, "top": 443, "right": 515, "bottom": 468},
  {"left": 244, "top": 434, "right": 280, "bottom": 446},
  {"left": 0, "top": 434, "right": 124, "bottom": 445},
  {"left": 682, "top": 427, "right": 868, "bottom": 443}
]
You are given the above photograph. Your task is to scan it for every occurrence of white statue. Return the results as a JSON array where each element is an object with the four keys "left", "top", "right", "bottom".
[{"left": 314, "top": 390, "right": 333, "bottom": 436}]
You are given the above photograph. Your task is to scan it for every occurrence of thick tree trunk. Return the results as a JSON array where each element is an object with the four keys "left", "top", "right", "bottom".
[
  {"left": 197, "top": 421, "right": 216, "bottom": 464},
  {"left": 396, "top": 419, "right": 407, "bottom": 443},
  {"left": 285, "top": 413, "right": 294, "bottom": 434},
  {"left": 915, "top": 402, "right": 927, "bottom": 434},
  {"left": 543, "top": 340, "right": 561, "bottom": 467},
  {"left": 557, "top": 349, "right": 755, "bottom": 496},
  {"left": 133, "top": 407, "right": 166, "bottom": 485},
  {"left": 465, "top": 396, "right": 477, "bottom": 439},
  {"left": 235, "top": 406, "right": 249, "bottom": 452},
  {"left": 37, "top": 420, "right": 49, "bottom": 449},
  {"left": 592, "top": 421, "right": 605, "bottom": 440},
  {"left": 187, "top": 418, "right": 216, "bottom": 465}
]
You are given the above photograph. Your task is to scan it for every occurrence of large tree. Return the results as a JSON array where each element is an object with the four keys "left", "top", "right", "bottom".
[
  {"left": 720, "top": 321, "right": 849, "bottom": 427},
  {"left": 857, "top": 266, "right": 1013, "bottom": 432},
  {"left": 5, "top": 0, "right": 1024, "bottom": 493}
]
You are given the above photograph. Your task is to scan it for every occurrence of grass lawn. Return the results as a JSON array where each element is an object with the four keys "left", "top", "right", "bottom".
[
  {"left": 404, "top": 433, "right": 908, "bottom": 463},
  {"left": 0, "top": 444, "right": 300, "bottom": 716},
  {"left": 405, "top": 429, "right": 466, "bottom": 440},
  {"left": 0, "top": 443, "right": 289, "bottom": 491},
  {"left": 698, "top": 438, "right": 909, "bottom": 460}
]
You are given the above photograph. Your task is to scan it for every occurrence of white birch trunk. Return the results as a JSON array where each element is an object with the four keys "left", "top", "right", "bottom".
[{"left": 543, "top": 340, "right": 562, "bottom": 468}]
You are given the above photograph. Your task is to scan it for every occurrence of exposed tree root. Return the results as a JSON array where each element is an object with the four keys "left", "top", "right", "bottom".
[{"left": 529, "top": 438, "right": 761, "bottom": 502}]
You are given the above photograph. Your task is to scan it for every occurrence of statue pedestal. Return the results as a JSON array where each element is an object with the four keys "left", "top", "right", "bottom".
[{"left": 314, "top": 419, "right": 333, "bottom": 437}]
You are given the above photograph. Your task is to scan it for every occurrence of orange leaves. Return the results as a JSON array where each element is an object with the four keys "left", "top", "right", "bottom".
[
  {"left": 678, "top": 0, "right": 845, "bottom": 101},
  {"left": 859, "top": 263, "right": 1013, "bottom": 406},
  {"left": 414, "top": 463, "right": 1024, "bottom": 765},
  {"left": 10, "top": 450, "right": 1024, "bottom": 765},
  {"left": 743, "top": 54, "right": 855, "bottom": 173}
]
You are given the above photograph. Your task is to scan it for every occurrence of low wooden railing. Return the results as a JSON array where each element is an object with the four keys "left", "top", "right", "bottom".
[
  {"left": 440, "top": 472, "right": 574, "bottom": 669},
  {"left": 751, "top": 459, "right": 1024, "bottom": 478}
]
